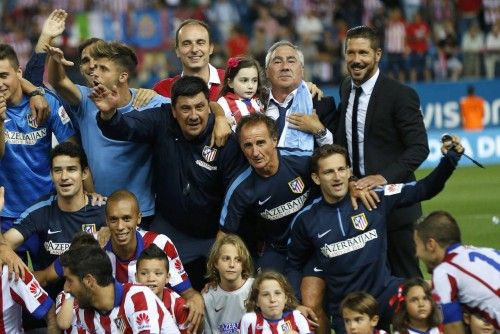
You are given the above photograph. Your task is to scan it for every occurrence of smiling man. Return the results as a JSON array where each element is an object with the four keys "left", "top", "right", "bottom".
[
  {"left": 286, "top": 139, "right": 463, "bottom": 334},
  {"left": 95, "top": 76, "right": 246, "bottom": 291},
  {"left": 154, "top": 19, "right": 225, "bottom": 101}
]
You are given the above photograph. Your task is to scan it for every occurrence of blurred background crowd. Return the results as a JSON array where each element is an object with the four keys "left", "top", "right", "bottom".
[{"left": 1, "top": 0, "right": 499, "bottom": 88}]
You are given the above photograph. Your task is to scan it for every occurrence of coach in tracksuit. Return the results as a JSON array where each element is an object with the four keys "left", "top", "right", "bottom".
[
  {"left": 95, "top": 76, "right": 247, "bottom": 291},
  {"left": 286, "top": 139, "right": 463, "bottom": 334}
]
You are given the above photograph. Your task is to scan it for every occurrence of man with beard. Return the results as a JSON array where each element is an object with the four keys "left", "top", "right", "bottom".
[
  {"left": 335, "top": 25, "right": 429, "bottom": 279},
  {"left": 60, "top": 244, "right": 180, "bottom": 334}
]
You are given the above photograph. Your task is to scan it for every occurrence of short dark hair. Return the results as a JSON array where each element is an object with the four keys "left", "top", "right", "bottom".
[
  {"left": 69, "top": 231, "right": 99, "bottom": 250},
  {"left": 0, "top": 44, "right": 20, "bottom": 68},
  {"left": 106, "top": 190, "right": 140, "bottom": 216},
  {"left": 414, "top": 211, "right": 461, "bottom": 248},
  {"left": 236, "top": 113, "right": 277, "bottom": 143},
  {"left": 136, "top": 244, "right": 169, "bottom": 273},
  {"left": 175, "top": 19, "right": 211, "bottom": 47},
  {"left": 90, "top": 40, "right": 138, "bottom": 77},
  {"left": 467, "top": 85, "right": 475, "bottom": 95},
  {"left": 77, "top": 37, "right": 102, "bottom": 57},
  {"left": 310, "top": 144, "right": 349, "bottom": 173},
  {"left": 50, "top": 142, "right": 89, "bottom": 170},
  {"left": 340, "top": 291, "right": 379, "bottom": 318},
  {"left": 171, "top": 75, "right": 209, "bottom": 107},
  {"left": 60, "top": 245, "right": 113, "bottom": 286},
  {"left": 345, "top": 26, "right": 381, "bottom": 52}
]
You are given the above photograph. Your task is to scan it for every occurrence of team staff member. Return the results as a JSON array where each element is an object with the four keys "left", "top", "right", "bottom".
[
  {"left": 286, "top": 139, "right": 463, "bottom": 334},
  {"left": 335, "top": 26, "right": 429, "bottom": 279},
  {"left": 459, "top": 85, "right": 484, "bottom": 131},
  {"left": 95, "top": 76, "right": 246, "bottom": 291},
  {"left": 218, "top": 113, "right": 313, "bottom": 273}
]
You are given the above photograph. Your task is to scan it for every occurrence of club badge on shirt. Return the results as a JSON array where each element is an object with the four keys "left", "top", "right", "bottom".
[
  {"left": 82, "top": 224, "right": 96, "bottom": 234},
  {"left": 202, "top": 145, "right": 217, "bottom": 162},
  {"left": 281, "top": 320, "right": 293, "bottom": 332},
  {"left": 288, "top": 177, "right": 305, "bottom": 194},
  {"left": 27, "top": 114, "right": 38, "bottom": 128},
  {"left": 351, "top": 213, "right": 368, "bottom": 231}
]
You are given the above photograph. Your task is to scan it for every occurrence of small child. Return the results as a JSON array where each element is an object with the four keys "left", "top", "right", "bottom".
[
  {"left": 240, "top": 271, "right": 311, "bottom": 334},
  {"left": 203, "top": 234, "right": 255, "bottom": 334},
  {"left": 391, "top": 278, "right": 443, "bottom": 334},
  {"left": 464, "top": 310, "right": 496, "bottom": 334},
  {"left": 340, "top": 292, "right": 388, "bottom": 334},
  {"left": 135, "top": 244, "right": 190, "bottom": 334},
  {"left": 217, "top": 56, "right": 265, "bottom": 131}
]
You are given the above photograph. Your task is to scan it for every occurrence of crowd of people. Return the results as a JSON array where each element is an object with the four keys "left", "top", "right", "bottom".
[
  {"left": 0, "top": 4, "right": 499, "bottom": 334},
  {"left": 1, "top": 0, "right": 499, "bottom": 87}
]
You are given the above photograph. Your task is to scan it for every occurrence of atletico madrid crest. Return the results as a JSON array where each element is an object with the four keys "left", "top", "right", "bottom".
[
  {"left": 82, "top": 224, "right": 96, "bottom": 234},
  {"left": 288, "top": 177, "right": 305, "bottom": 194},
  {"left": 202, "top": 145, "right": 217, "bottom": 162},
  {"left": 351, "top": 213, "right": 368, "bottom": 231},
  {"left": 27, "top": 114, "right": 38, "bottom": 128}
]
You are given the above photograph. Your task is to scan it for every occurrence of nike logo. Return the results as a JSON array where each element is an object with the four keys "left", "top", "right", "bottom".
[
  {"left": 47, "top": 229, "right": 62, "bottom": 235},
  {"left": 4, "top": 119, "right": 10, "bottom": 123},
  {"left": 317, "top": 229, "right": 331, "bottom": 238},
  {"left": 214, "top": 307, "right": 223, "bottom": 312},
  {"left": 313, "top": 267, "right": 323, "bottom": 272},
  {"left": 258, "top": 196, "right": 272, "bottom": 205}
]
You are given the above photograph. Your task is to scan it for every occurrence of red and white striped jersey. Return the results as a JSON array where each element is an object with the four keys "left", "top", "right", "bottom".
[
  {"left": 104, "top": 230, "right": 190, "bottom": 294},
  {"left": 72, "top": 282, "right": 180, "bottom": 334},
  {"left": 161, "top": 287, "right": 189, "bottom": 334},
  {"left": 0, "top": 265, "right": 53, "bottom": 334},
  {"left": 432, "top": 244, "right": 499, "bottom": 330},
  {"left": 217, "top": 93, "right": 264, "bottom": 131},
  {"left": 55, "top": 291, "right": 87, "bottom": 334},
  {"left": 240, "top": 310, "right": 310, "bottom": 334},
  {"left": 394, "top": 326, "right": 441, "bottom": 334}
]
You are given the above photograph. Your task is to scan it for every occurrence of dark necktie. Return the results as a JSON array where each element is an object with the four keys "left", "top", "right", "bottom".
[
  {"left": 272, "top": 98, "right": 294, "bottom": 138},
  {"left": 351, "top": 86, "right": 363, "bottom": 177}
]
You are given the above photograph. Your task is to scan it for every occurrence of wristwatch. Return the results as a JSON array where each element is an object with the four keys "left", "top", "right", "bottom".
[
  {"left": 314, "top": 127, "right": 327, "bottom": 138},
  {"left": 27, "top": 87, "right": 45, "bottom": 98}
]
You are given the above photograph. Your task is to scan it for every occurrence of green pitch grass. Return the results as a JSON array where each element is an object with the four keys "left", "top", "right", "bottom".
[{"left": 415, "top": 163, "right": 500, "bottom": 276}]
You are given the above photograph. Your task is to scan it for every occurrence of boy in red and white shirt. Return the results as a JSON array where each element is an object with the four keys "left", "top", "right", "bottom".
[{"left": 136, "top": 244, "right": 190, "bottom": 334}]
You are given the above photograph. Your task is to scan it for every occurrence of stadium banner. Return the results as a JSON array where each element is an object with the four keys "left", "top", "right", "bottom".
[
  {"left": 126, "top": 9, "right": 166, "bottom": 48},
  {"left": 324, "top": 79, "right": 500, "bottom": 130},
  {"left": 422, "top": 128, "right": 500, "bottom": 168}
]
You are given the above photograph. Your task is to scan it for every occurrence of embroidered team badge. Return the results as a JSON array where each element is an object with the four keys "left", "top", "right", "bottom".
[
  {"left": 82, "top": 224, "right": 96, "bottom": 234},
  {"left": 202, "top": 145, "right": 217, "bottom": 162},
  {"left": 114, "top": 316, "right": 126, "bottom": 334},
  {"left": 281, "top": 320, "right": 293, "bottom": 332},
  {"left": 58, "top": 106, "right": 70, "bottom": 124},
  {"left": 384, "top": 183, "right": 403, "bottom": 196},
  {"left": 288, "top": 177, "right": 305, "bottom": 194},
  {"left": 27, "top": 114, "right": 38, "bottom": 128},
  {"left": 351, "top": 213, "right": 368, "bottom": 231}
]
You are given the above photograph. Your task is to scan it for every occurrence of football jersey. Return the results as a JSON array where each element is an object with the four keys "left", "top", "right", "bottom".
[
  {"left": 104, "top": 230, "right": 191, "bottom": 294},
  {"left": 160, "top": 287, "right": 189, "bottom": 334},
  {"left": 13, "top": 194, "right": 106, "bottom": 270},
  {"left": 72, "top": 282, "right": 180, "bottom": 334},
  {"left": 432, "top": 243, "right": 499, "bottom": 329},
  {"left": 217, "top": 93, "right": 264, "bottom": 132},
  {"left": 203, "top": 278, "right": 254, "bottom": 334},
  {"left": 0, "top": 265, "right": 53, "bottom": 333},
  {"left": 55, "top": 291, "right": 87, "bottom": 334},
  {"left": 0, "top": 92, "right": 75, "bottom": 218},
  {"left": 239, "top": 310, "right": 310, "bottom": 334}
]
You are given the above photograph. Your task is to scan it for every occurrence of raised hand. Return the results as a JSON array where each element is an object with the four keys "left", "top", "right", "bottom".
[
  {"left": 41, "top": 9, "right": 67, "bottom": 39},
  {"left": 46, "top": 46, "right": 74, "bottom": 67},
  {"left": 90, "top": 84, "right": 120, "bottom": 119},
  {"left": 0, "top": 95, "right": 6, "bottom": 122}
]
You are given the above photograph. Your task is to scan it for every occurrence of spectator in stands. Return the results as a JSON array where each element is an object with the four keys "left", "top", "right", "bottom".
[
  {"left": 460, "top": 85, "right": 485, "bottom": 131},
  {"left": 385, "top": 8, "right": 407, "bottom": 82},
  {"left": 485, "top": 21, "right": 500, "bottom": 79},
  {"left": 461, "top": 22, "right": 485, "bottom": 78},
  {"left": 406, "top": 12, "right": 431, "bottom": 82},
  {"left": 414, "top": 211, "right": 499, "bottom": 334}
]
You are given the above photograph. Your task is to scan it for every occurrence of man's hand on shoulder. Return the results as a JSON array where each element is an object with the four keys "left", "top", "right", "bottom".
[
  {"left": 132, "top": 88, "right": 157, "bottom": 110},
  {"left": 210, "top": 101, "right": 231, "bottom": 147},
  {"left": 287, "top": 110, "right": 325, "bottom": 135}
]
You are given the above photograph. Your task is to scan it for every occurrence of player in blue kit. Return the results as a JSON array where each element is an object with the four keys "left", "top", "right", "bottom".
[
  {"left": 0, "top": 142, "right": 106, "bottom": 271},
  {"left": 0, "top": 44, "right": 76, "bottom": 234},
  {"left": 286, "top": 138, "right": 463, "bottom": 334},
  {"left": 218, "top": 113, "right": 313, "bottom": 273}
]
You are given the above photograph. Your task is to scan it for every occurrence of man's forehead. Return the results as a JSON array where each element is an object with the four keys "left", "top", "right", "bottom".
[
  {"left": 178, "top": 24, "right": 209, "bottom": 41},
  {"left": 0, "top": 59, "right": 17, "bottom": 72},
  {"left": 271, "top": 46, "right": 298, "bottom": 59}
]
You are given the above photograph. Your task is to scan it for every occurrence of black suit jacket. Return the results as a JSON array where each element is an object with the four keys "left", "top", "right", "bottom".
[{"left": 336, "top": 73, "right": 429, "bottom": 228}]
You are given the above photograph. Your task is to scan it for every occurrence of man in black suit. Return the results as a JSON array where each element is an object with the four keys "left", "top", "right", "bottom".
[
  {"left": 264, "top": 40, "right": 337, "bottom": 150},
  {"left": 336, "top": 26, "right": 429, "bottom": 279}
]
